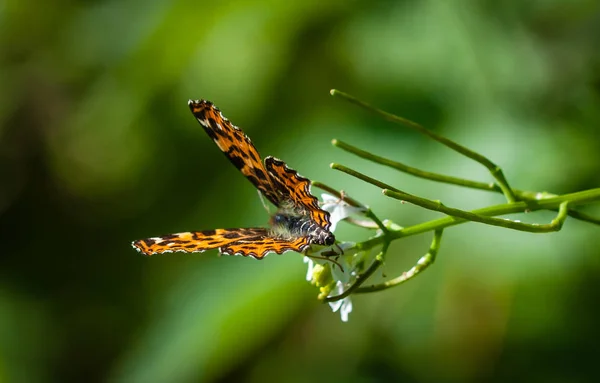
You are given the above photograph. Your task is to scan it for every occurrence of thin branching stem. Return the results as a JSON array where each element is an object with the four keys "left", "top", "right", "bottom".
[
  {"left": 333, "top": 162, "right": 591, "bottom": 232},
  {"left": 561, "top": 210, "right": 600, "bottom": 225},
  {"left": 312, "top": 90, "right": 600, "bottom": 305},
  {"left": 324, "top": 248, "right": 387, "bottom": 303},
  {"left": 355, "top": 229, "right": 443, "bottom": 293},
  {"left": 385, "top": 190, "right": 570, "bottom": 233},
  {"left": 332, "top": 139, "right": 600, "bottom": 225},
  {"left": 331, "top": 163, "right": 402, "bottom": 192},
  {"left": 311, "top": 181, "right": 365, "bottom": 209},
  {"left": 333, "top": 139, "right": 499, "bottom": 192},
  {"left": 330, "top": 89, "right": 517, "bottom": 202},
  {"left": 353, "top": 190, "right": 597, "bottom": 254}
]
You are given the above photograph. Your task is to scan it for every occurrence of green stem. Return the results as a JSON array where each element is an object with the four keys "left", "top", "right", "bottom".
[
  {"left": 561, "top": 210, "right": 600, "bottom": 225},
  {"left": 332, "top": 163, "right": 595, "bottom": 232},
  {"left": 333, "top": 139, "right": 498, "bottom": 191},
  {"left": 323, "top": 251, "right": 385, "bottom": 303},
  {"left": 353, "top": 188, "right": 600, "bottom": 254},
  {"left": 332, "top": 139, "right": 600, "bottom": 225},
  {"left": 311, "top": 181, "right": 365, "bottom": 209},
  {"left": 331, "top": 163, "right": 402, "bottom": 193},
  {"left": 385, "top": 190, "right": 570, "bottom": 233},
  {"left": 330, "top": 89, "right": 517, "bottom": 203},
  {"left": 355, "top": 229, "right": 443, "bottom": 293}
]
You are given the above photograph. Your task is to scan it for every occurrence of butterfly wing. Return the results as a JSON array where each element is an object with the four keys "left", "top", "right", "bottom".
[
  {"left": 220, "top": 234, "right": 310, "bottom": 259},
  {"left": 188, "top": 100, "right": 282, "bottom": 206},
  {"left": 264, "top": 156, "right": 332, "bottom": 231},
  {"left": 132, "top": 227, "right": 309, "bottom": 259}
]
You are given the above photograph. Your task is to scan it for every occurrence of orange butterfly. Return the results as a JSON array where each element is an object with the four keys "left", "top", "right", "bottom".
[{"left": 132, "top": 100, "right": 335, "bottom": 259}]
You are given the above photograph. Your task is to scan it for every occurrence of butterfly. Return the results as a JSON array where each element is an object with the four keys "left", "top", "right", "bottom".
[{"left": 132, "top": 100, "right": 335, "bottom": 259}]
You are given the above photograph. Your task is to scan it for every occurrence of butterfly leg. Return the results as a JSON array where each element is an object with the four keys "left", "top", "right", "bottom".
[
  {"left": 305, "top": 253, "right": 344, "bottom": 272},
  {"left": 319, "top": 243, "right": 345, "bottom": 257}
]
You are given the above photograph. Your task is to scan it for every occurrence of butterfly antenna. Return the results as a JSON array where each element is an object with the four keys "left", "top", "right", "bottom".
[{"left": 258, "top": 190, "right": 271, "bottom": 214}]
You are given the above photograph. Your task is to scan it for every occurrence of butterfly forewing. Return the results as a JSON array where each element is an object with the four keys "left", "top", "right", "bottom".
[{"left": 188, "top": 100, "right": 282, "bottom": 206}]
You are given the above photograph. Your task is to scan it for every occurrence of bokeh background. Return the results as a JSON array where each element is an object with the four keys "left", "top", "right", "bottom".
[{"left": 2, "top": 0, "right": 600, "bottom": 382}]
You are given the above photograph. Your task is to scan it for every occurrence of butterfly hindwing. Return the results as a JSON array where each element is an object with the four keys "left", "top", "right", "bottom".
[
  {"left": 132, "top": 227, "right": 309, "bottom": 259},
  {"left": 132, "top": 228, "right": 258, "bottom": 255},
  {"left": 264, "top": 156, "right": 332, "bottom": 231},
  {"left": 221, "top": 235, "right": 310, "bottom": 259}
]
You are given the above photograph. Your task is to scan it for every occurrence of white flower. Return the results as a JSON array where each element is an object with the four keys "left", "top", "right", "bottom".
[
  {"left": 321, "top": 193, "right": 365, "bottom": 232},
  {"left": 328, "top": 282, "right": 353, "bottom": 322},
  {"left": 303, "top": 256, "right": 315, "bottom": 281},
  {"left": 332, "top": 250, "right": 356, "bottom": 281},
  {"left": 301, "top": 194, "right": 365, "bottom": 322},
  {"left": 304, "top": 245, "right": 360, "bottom": 322}
]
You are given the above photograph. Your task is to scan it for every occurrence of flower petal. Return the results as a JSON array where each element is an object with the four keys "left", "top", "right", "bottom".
[
  {"left": 327, "top": 282, "right": 353, "bottom": 322},
  {"left": 321, "top": 193, "right": 365, "bottom": 232},
  {"left": 340, "top": 298, "right": 353, "bottom": 322},
  {"left": 303, "top": 257, "right": 314, "bottom": 281}
]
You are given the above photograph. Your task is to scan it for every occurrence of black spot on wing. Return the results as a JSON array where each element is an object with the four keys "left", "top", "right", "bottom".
[
  {"left": 159, "top": 234, "right": 180, "bottom": 241},
  {"left": 202, "top": 124, "right": 218, "bottom": 141},
  {"left": 222, "top": 231, "right": 243, "bottom": 239},
  {"left": 254, "top": 168, "right": 268, "bottom": 181},
  {"left": 247, "top": 150, "right": 259, "bottom": 162},
  {"left": 207, "top": 117, "right": 222, "bottom": 131},
  {"left": 228, "top": 155, "right": 245, "bottom": 171}
]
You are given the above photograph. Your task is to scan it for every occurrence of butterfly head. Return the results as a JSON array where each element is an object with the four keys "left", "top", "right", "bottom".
[{"left": 322, "top": 231, "right": 336, "bottom": 246}]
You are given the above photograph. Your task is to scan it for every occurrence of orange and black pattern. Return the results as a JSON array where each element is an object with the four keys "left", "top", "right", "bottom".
[
  {"left": 188, "top": 100, "right": 281, "bottom": 206},
  {"left": 264, "top": 157, "right": 330, "bottom": 230},
  {"left": 132, "top": 228, "right": 310, "bottom": 259},
  {"left": 131, "top": 100, "right": 334, "bottom": 259}
]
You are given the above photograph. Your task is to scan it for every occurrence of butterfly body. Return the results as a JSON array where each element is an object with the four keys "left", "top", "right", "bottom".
[
  {"left": 132, "top": 99, "right": 335, "bottom": 259},
  {"left": 270, "top": 210, "right": 335, "bottom": 246}
]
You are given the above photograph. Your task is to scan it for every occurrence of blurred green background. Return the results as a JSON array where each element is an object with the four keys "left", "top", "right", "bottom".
[{"left": 2, "top": 0, "right": 600, "bottom": 382}]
